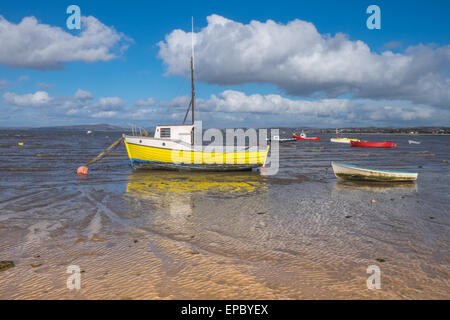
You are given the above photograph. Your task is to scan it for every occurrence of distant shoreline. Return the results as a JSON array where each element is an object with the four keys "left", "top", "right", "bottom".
[
  {"left": 323, "top": 133, "right": 450, "bottom": 136},
  {"left": 0, "top": 124, "right": 448, "bottom": 136}
]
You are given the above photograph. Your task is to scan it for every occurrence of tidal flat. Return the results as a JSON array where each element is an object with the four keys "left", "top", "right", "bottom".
[{"left": 0, "top": 130, "right": 449, "bottom": 299}]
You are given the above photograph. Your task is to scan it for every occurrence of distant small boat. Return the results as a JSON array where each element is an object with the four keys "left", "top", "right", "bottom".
[
  {"left": 350, "top": 141, "right": 397, "bottom": 148},
  {"left": 292, "top": 131, "right": 320, "bottom": 141},
  {"left": 266, "top": 136, "right": 296, "bottom": 143},
  {"left": 87, "top": 130, "right": 93, "bottom": 135},
  {"left": 408, "top": 140, "right": 421, "bottom": 145},
  {"left": 330, "top": 137, "right": 360, "bottom": 144},
  {"left": 331, "top": 162, "right": 418, "bottom": 182},
  {"left": 330, "top": 129, "right": 359, "bottom": 144}
]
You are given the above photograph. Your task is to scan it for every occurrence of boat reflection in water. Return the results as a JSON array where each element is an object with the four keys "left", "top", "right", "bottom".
[
  {"left": 125, "top": 171, "right": 269, "bottom": 239},
  {"left": 333, "top": 180, "right": 418, "bottom": 193}
]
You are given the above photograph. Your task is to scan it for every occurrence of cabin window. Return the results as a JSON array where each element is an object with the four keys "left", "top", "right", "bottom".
[{"left": 160, "top": 128, "right": 171, "bottom": 138}]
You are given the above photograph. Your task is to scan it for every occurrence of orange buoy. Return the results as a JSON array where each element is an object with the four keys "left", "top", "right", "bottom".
[{"left": 77, "top": 166, "right": 88, "bottom": 175}]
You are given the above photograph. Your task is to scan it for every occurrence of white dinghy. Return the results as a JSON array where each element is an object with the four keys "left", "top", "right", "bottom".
[{"left": 331, "top": 162, "right": 418, "bottom": 182}]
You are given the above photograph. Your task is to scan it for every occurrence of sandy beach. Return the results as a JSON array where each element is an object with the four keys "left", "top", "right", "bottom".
[{"left": 0, "top": 130, "right": 449, "bottom": 299}]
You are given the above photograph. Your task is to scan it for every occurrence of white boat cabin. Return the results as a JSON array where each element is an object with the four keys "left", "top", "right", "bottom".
[{"left": 154, "top": 124, "right": 194, "bottom": 145}]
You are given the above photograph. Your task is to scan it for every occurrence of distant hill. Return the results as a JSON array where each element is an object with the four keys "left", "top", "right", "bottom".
[{"left": 33, "top": 124, "right": 128, "bottom": 131}]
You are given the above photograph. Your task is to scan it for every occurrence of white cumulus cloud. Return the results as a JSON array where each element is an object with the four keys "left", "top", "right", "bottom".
[
  {"left": 2, "top": 88, "right": 446, "bottom": 127},
  {"left": 98, "top": 97, "right": 125, "bottom": 108},
  {"left": 92, "top": 111, "right": 118, "bottom": 118},
  {"left": 0, "top": 15, "right": 131, "bottom": 70},
  {"left": 134, "top": 97, "right": 156, "bottom": 107},
  {"left": 164, "top": 90, "right": 439, "bottom": 127},
  {"left": 2, "top": 91, "right": 52, "bottom": 107},
  {"left": 74, "top": 89, "right": 94, "bottom": 101},
  {"left": 37, "top": 82, "right": 54, "bottom": 89},
  {"left": 158, "top": 15, "right": 450, "bottom": 108}
]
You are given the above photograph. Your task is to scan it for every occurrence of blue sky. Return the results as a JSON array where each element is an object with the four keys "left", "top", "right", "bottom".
[{"left": 0, "top": 0, "right": 449, "bottom": 128}]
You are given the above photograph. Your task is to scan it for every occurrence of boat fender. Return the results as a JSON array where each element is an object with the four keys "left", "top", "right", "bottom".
[{"left": 77, "top": 166, "right": 88, "bottom": 175}]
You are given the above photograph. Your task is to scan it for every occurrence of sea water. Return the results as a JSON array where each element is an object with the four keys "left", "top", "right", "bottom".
[{"left": 0, "top": 129, "right": 448, "bottom": 299}]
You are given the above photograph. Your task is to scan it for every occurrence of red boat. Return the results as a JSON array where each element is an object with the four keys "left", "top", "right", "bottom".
[
  {"left": 292, "top": 131, "right": 320, "bottom": 141},
  {"left": 350, "top": 141, "right": 397, "bottom": 148}
]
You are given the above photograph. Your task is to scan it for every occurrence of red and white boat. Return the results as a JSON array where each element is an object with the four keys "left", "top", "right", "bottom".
[
  {"left": 292, "top": 131, "right": 320, "bottom": 141},
  {"left": 350, "top": 141, "right": 397, "bottom": 148}
]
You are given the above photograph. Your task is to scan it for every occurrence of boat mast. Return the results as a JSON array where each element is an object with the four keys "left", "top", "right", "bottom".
[
  {"left": 182, "top": 17, "right": 196, "bottom": 126},
  {"left": 191, "top": 16, "right": 195, "bottom": 124}
]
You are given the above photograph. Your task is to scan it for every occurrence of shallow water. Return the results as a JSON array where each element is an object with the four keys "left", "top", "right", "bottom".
[{"left": 0, "top": 129, "right": 449, "bottom": 299}]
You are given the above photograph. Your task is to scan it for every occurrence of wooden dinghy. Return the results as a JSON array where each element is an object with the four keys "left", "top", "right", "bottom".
[{"left": 331, "top": 162, "right": 418, "bottom": 182}]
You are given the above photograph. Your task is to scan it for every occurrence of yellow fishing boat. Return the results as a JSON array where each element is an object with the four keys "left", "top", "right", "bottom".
[
  {"left": 330, "top": 129, "right": 360, "bottom": 144},
  {"left": 124, "top": 19, "right": 269, "bottom": 171},
  {"left": 330, "top": 137, "right": 360, "bottom": 144},
  {"left": 124, "top": 129, "right": 269, "bottom": 171}
]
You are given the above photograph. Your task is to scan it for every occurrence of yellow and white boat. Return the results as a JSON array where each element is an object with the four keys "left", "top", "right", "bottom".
[
  {"left": 330, "top": 137, "right": 360, "bottom": 144},
  {"left": 123, "top": 21, "right": 269, "bottom": 172},
  {"left": 124, "top": 127, "right": 269, "bottom": 171},
  {"left": 330, "top": 129, "right": 360, "bottom": 144}
]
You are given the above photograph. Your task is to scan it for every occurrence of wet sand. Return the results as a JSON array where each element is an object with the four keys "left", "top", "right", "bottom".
[{"left": 0, "top": 130, "right": 449, "bottom": 299}]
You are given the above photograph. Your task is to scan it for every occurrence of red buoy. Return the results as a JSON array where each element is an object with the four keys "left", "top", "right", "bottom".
[{"left": 77, "top": 166, "right": 88, "bottom": 175}]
